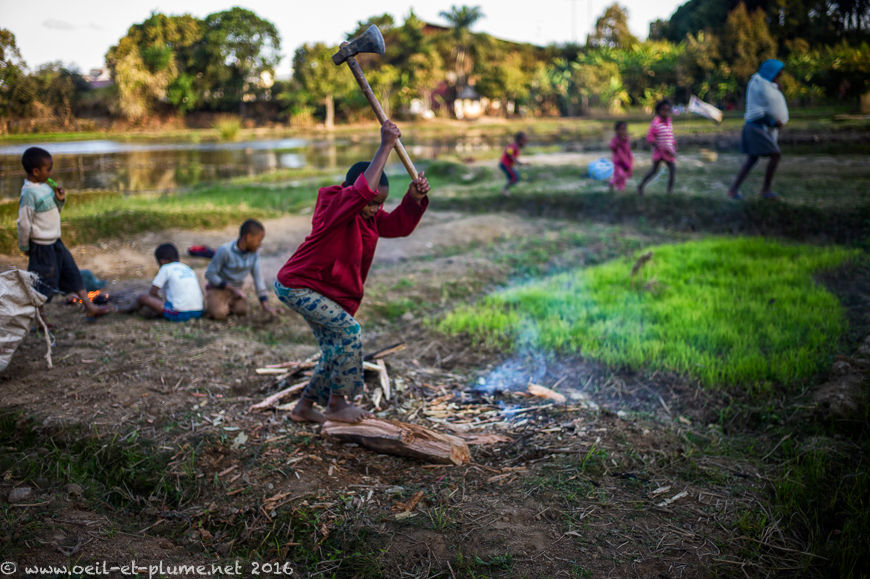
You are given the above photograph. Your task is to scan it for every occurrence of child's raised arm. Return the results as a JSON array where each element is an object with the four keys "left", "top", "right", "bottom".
[
  {"left": 407, "top": 172, "right": 430, "bottom": 203},
  {"left": 376, "top": 172, "right": 430, "bottom": 239},
  {"left": 316, "top": 121, "right": 402, "bottom": 232},
  {"left": 364, "top": 121, "right": 401, "bottom": 189}
]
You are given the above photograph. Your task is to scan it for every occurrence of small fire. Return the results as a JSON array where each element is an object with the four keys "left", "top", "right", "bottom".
[{"left": 69, "top": 290, "right": 110, "bottom": 305}]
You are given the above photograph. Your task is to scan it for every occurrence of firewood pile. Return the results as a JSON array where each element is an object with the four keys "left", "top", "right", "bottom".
[{"left": 249, "top": 342, "right": 592, "bottom": 465}]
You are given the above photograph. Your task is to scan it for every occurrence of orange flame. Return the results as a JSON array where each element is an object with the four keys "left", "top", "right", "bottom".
[{"left": 71, "top": 290, "right": 109, "bottom": 304}]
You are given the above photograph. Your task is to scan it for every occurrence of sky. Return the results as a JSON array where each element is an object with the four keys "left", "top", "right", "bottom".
[{"left": 0, "top": 0, "right": 686, "bottom": 78}]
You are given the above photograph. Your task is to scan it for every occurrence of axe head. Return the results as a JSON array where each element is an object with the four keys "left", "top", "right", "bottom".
[{"left": 332, "top": 25, "right": 385, "bottom": 65}]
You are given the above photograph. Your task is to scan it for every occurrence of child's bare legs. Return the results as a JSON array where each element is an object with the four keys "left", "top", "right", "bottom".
[
  {"left": 276, "top": 287, "right": 370, "bottom": 424},
  {"left": 761, "top": 152, "right": 781, "bottom": 196},
  {"left": 637, "top": 160, "right": 661, "bottom": 195},
  {"left": 728, "top": 155, "right": 759, "bottom": 197},
  {"left": 666, "top": 161, "right": 676, "bottom": 193},
  {"left": 128, "top": 292, "right": 164, "bottom": 315}
]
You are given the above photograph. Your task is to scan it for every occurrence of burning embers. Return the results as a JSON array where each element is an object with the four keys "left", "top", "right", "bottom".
[{"left": 68, "top": 290, "right": 111, "bottom": 305}]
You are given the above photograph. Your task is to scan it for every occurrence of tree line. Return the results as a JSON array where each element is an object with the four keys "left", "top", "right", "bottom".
[{"left": 0, "top": 2, "right": 868, "bottom": 131}]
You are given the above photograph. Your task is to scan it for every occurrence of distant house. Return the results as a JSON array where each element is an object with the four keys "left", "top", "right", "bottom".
[
  {"left": 421, "top": 22, "right": 450, "bottom": 36},
  {"left": 417, "top": 21, "right": 538, "bottom": 120},
  {"left": 85, "top": 68, "right": 113, "bottom": 89},
  {"left": 454, "top": 85, "right": 483, "bottom": 120}
]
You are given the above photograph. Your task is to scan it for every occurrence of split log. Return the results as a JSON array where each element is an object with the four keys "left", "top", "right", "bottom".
[
  {"left": 376, "top": 359, "right": 391, "bottom": 400},
  {"left": 364, "top": 342, "right": 406, "bottom": 361},
  {"left": 528, "top": 383, "right": 567, "bottom": 404},
  {"left": 322, "top": 418, "right": 470, "bottom": 465},
  {"left": 255, "top": 362, "right": 317, "bottom": 374},
  {"left": 362, "top": 361, "right": 381, "bottom": 372},
  {"left": 249, "top": 379, "right": 308, "bottom": 412}
]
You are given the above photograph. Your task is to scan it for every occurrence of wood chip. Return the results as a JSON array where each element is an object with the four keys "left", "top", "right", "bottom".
[
  {"left": 376, "top": 359, "right": 391, "bottom": 401},
  {"left": 656, "top": 490, "right": 689, "bottom": 507},
  {"left": 249, "top": 380, "right": 308, "bottom": 412},
  {"left": 364, "top": 342, "right": 406, "bottom": 361},
  {"left": 393, "top": 490, "right": 424, "bottom": 514},
  {"left": 528, "top": 383, "right": 567, "bottom": 404},
  {"left": 218, "top": 464, "right": 238, "bottom": 477},
  {"left": 650, "top": 485, "right": 672, "bottom": 496},
  {"left": 458, "top": 433, "right": 514, "bottom": 445}
]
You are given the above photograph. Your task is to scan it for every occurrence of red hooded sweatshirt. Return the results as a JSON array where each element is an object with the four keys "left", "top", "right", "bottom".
[{"left": 277, "top": 174, "right": 428, "bottom": 316}]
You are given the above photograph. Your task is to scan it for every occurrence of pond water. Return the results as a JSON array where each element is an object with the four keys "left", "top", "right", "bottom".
[{"left": 0, "top": 133, "right": 514, "bottom": 200}]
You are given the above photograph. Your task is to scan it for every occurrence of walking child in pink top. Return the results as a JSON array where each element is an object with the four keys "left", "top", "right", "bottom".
[
  {"left": 608, "top": 121, "right": 633, "bottom": 192},
  {"left": 637, "top": 100, "right": 676, "bottom": 195},
  {"left": 499, "top": 132, "right": 527, "bottom": 196}
]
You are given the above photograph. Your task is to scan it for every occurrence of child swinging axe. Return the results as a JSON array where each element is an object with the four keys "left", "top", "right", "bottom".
[{"left": 332, "top": 25, "right": 419, "bottom": 180}]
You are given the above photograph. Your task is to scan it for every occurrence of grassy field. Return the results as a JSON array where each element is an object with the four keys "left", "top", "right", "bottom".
[
  {"left": 439, "top": 238, "right": 862, "bottom": 390},
  {"left": 2, "top": 106, "right": 867, "bottom": 141},
  {"left": 3, "top": 147, "right": 869, "bottom": 255}
]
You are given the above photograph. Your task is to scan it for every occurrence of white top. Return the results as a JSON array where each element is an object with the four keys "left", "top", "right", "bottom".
[
  {"left": 745, "top": 73, "right": 789, "bottom": 125},
  {"left": 152, "top": 262, "right": 204, "bottom": 312}
]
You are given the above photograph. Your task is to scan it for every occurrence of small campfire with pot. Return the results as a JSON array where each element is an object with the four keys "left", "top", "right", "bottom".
[{"left": 68, "top": 290, "right": 111, "bottom": 305}]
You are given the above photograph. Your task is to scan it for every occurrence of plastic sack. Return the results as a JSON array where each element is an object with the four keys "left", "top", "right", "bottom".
[
  {"left": 766, "top": 85, "right": 789, "bottom": 124},
  {"left": 746, "top": 75, "right": 789, "bottom": 125},
  {"left": 0, "top": 269, "right": 47, "bottom": 371},
  {"left": 688, "top": 95, "right": 723, "bottom": 124},
  {"left": 588, "top": 158, "right": 614, "bottom": 181}
]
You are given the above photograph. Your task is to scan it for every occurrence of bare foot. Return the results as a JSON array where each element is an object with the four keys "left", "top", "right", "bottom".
[
  {"left": 324, "top": 395, "right": 372, "bottom": 423},
  {"left": 85, "top": 304, "right": 114, "bottom": 318},
  {"left": 290, "top": 399, "right": 326, "bottom": 424},
  {"left": 502, "top": 187, "right": 511, "bottom": 197}
]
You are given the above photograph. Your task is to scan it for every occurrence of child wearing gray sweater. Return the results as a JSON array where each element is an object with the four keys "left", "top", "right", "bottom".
[{"left": 204, "top": 219, "right": 278, "bottom": 319}]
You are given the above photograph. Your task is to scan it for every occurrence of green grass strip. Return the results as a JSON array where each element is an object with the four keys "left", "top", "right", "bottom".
[{"left": 439, "top": 238, "right": 863, "bottom": 390}]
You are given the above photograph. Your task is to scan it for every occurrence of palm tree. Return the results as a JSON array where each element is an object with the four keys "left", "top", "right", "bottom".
[{"left": 438, "top": 5, "right": 484, "bottom": 89}]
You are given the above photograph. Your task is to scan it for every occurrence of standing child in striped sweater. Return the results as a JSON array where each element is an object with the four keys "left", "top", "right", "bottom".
[
  {"left": 637, "top": 100, "right": 677, "bottom": 195},
  {"left": 17, "top": 147, "right": 110, "bottom": 322}
]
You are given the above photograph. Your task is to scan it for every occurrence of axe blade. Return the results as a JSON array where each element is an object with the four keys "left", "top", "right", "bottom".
[{"left": 332, "top": 25, "right": 385, "bottom": 65}]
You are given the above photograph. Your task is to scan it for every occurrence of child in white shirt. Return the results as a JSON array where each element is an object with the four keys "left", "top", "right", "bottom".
[{"left": 129, "top": 243, "right": 203, "bottom": 322}]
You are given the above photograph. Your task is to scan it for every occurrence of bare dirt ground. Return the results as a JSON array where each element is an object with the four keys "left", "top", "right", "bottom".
[{"left": 1, "top": 177, "right": 867, "bottom": 577}]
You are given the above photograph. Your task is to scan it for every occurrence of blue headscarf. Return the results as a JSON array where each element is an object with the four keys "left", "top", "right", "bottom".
[{"left": 759, "top": 59, "right": 785, "bottom": 81}]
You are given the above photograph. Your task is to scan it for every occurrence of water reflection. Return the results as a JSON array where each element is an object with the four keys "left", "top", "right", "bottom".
[{"left": 0, "top": 133, "right": 512, "bottom": 199}]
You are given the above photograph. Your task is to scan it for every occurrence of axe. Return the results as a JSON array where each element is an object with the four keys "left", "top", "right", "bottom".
[{"left": 333, "top": 25, "right": 419, "bottom": 180}]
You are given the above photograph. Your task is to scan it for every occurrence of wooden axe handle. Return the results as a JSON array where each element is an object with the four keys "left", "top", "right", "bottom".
[{"left": 346, "top": 57, "right": 418, "bottom": 180}]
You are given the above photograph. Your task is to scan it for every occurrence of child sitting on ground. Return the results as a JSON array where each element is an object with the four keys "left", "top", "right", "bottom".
[
  {"left": 609, "top": 121, "right": 633, "bottom": 192},
  {"left": 17, "top": 146, "right": 110, "bottom": 322},
  {"left": 204, "top": 219, "right": 278, "bottom": 319},
  {"left": 128, "top": 243, "right": 203, "bottom": 322},
  {"left": 274, "top": 120, "right": 430, "bottom": 423},
  {"left": 499, "top": 132, "right": 527, "bottom": 196},
  {"left": 637, "top": 100, "right": 677, "bottom": 195}
]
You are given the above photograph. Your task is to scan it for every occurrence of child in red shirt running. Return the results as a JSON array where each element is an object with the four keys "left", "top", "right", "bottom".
[
  {"left": 637, "top": 100, "right": 676, "bottom": 195},
  {"left": 274, "top": 120, "right": 430, "bottom": 423},
  {"left": 609, "top": 121, "right": 633, "bottom": 192},
  {"left": 499, "top": 132, "right": 527, "bottom": 196}
]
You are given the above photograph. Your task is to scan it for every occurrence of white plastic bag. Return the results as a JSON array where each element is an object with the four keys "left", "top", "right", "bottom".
[
  {"left": 688, "top": 95, "right": 723, "bottom": 124},
  {"left": 766, "top": 85, "right": 789, "bottom": 124},
  {"left": 0, "top": 269, "right": 48, "bottom": 371}
]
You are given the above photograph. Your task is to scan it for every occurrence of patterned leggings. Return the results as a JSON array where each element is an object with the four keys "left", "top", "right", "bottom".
[{"left": 274, "top": 283, "right": 364, "bottom": 406}]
